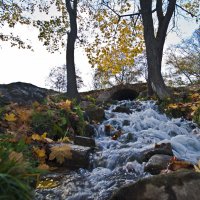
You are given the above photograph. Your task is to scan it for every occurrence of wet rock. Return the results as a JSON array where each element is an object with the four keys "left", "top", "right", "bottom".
[
  {"left": 141, "top": 143, "right": 173, "bottom": 162},
  {"left": 168, "top": 130, "right": 178, "bottom": 137},
  {"left": 0, "top": 82, "right": 55, "bottom": 105},
  {"left": 112, "top": 106, "right": 132, "bottom": 114},
  {"left": 84, "top": 124, "right": 97, "bottom": 137},
  {"left": 144, "top": 154, "right": 172, "bottom": 175},
  {"left": 123, "top": 120, "right": 130, "bottom": 126},
  {"left": 84, "top": 106, "right": 105, "bottom": 122},
  {"left": 74, "top": 136, "right": 95, "bottom": 147},
  {"left": 46, "top": 143, "right": 93, "bottom": 169},
  {"left": 124, "top": 133, "right": 137, "bottom": 143},
  {"left": 110, "top": 170, "right": 200, "bottom": 200}
]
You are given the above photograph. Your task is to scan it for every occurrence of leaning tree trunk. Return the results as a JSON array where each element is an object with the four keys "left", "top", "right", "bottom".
[
  {"left": 65, "top": 0, "right": 80, "bottom": 100},
  {"left": 140, "top": 0, "right": 176, "bottom": 99}
]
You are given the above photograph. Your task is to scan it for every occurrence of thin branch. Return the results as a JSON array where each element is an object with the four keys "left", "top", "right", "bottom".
[{"left": 176, "top": 4, "right": 197, "bottom": 18}]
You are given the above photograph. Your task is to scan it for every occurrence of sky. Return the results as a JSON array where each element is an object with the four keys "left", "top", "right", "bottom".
[{"left": 0, "top": 11, "right": 198, "bottom": 92}]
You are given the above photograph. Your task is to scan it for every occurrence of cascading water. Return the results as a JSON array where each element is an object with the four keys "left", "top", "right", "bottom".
[{"left": 36, "top": 100, "right": 200, "bottom": 200}]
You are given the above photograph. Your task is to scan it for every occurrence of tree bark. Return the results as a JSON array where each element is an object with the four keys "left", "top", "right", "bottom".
[
  {"left": 140, "top": 0, "right": 176, "bottom": 99},
  {"left": 65, "top": 0, "right": 80, "bottom": 100}
]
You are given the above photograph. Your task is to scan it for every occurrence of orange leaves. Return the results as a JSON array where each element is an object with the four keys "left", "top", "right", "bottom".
[
  {"left": 49, "top": 144, "right": 72, "bottom": 164},
  {"left": 166, "top": 92, "right": 200, "bottom": 120},
  {"left": 9, "top": 151, "right": 24, "bottom": 163},
  {"left": 57, "top": 100, "right": 72, "bottom": 111},
  {"left": 168, "top": 160, "right": 194, "bottom": 171}
]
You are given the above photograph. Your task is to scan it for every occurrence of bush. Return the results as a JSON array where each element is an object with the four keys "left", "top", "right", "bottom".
[{"left": 0, "top": 136, "right": 38, "bottom": 200}]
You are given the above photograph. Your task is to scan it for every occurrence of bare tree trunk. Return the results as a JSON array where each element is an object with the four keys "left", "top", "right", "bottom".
[
  {"left": 65, "top": 0, "right": 80, "bottom": 100},
  {"left": 140, "top": 0, "right": 176, "bottom": 99}
]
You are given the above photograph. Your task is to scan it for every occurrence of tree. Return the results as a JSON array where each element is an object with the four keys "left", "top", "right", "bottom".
[
  {"left": 46, "top": 65, "right": 84, "bottom": 92},
  {"left": 166, "top": 28, "right": 200, "bottom": 84},
  {"left": 1, "top": 0, "right": 89, "bottom": 100},
  {"left": 86, "top": 3, "right": 144, "bottom": 88},
  {"left": 93, "top": 0, "right": 199, "bottom": 99}
]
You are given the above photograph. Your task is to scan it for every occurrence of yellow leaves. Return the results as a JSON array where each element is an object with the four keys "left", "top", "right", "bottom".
[
  {"left": 32, "top": 133, "right": 42, "bottom": 141},
  {"left": 49, "top": 144, "right": 72, "bottom": 164},
  {"left": 58, "top": 100, "right": 72, "bottom": 111},
  {"left": 36, "top": 178, "right": 59, "bottom": 189},
  {"left": 194, "top": 160, "right": 200, "bottom": 172},
  {"left": 168, "top": 104, "right": 179, "bottom": 109},
  {"left": 4, "top": 113, "right": 17, "bottom": 122},
  {"left": 33, "top": 147, "right": 46, "bottom": 158},
  {"left": 57, "top": 136, "right": 71, "bottom": 143},
  {"left": 31, "top": 132, "right": 47, "bottom": 141}
]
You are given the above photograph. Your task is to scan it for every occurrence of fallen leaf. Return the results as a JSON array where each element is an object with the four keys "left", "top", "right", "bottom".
[
  {"left": 32, "top": 133, "right": 42, "bottom": 141},
  {"left": 57, "top": 136, "right": 71, "bottom": 143},
  {"left": 58, "top": 100, "right": 72, "bottom": 111},
  {"left": 33, "top": 147, "right": 46, "bottom": 158},
  {"left": 9, "top": 151, "right": 23, "bottom": 163},
  {"left": 44, "top": 137, "right": 54, "bottom": 143},
  {"left": 37, "top": 164, "right": 50, "bottom": 170},
  {"left": 5, "top": 113, "right": 17, "bottom": 122},
  {"left": 49, "top": 144, "right": 72, "bottom": 164},
  {"left": 41, "top": 132, "right": 47, "bottom": 139},
  {"left": 168, "top": 160, "right": 194, "bottom": 171},
  {"left": 36, "top": 179, "right": 59, "bottom": 189}
]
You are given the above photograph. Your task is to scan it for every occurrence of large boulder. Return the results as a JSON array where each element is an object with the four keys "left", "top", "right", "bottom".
[
  {"left": 140, "top": 143, "right": 173, "bottom": 163},
  {"left": 110, "top": 170, "right": 200, "bottom": 200},
  {"left": 144, "top": 154, "right": 172, "bottom": 175},
  {"left": 74, "top": 135, "right": 96, "bottom": 147},
  {"left": 46, "top": 143, "right": 93, "bottom": 169},
  {"left": 84, "top": 106, "right": 105, "bottom": 122},
  {"left": 0, "top": 82, "right": 55, "bottom": 105},
  {"left": 112, "top": 106, "right": 132, "bottom": 114}
]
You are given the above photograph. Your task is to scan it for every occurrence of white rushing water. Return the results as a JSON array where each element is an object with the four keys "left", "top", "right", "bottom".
[{"left": 36, "top": 100, "right": 200, "bottom": 200}]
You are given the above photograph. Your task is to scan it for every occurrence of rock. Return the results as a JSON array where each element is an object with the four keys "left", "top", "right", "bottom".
[
  {"left": 138, "top": 90, "right": 148, "bottom": 99},
  {"left": 141, "top": 142, "right": 173, "bottom": 162},
  {"left": 144, "top": 154, "right": 172, "bottom": 175},
  {"left": 74, "top": 136, "right": 95, "bottom": 147},
  {"left": 110, "top": 170, "right": 200, "bottom": 200},
  {"left": 112, "top": 106, "right": 132, "bottom": 114},
  {"left": 123, "top": 120, "right": 130, "bottom": 126},
  {"left": 84, "top": 106, "right": 105, "bottom": 122},
  {"left": 0, "top": 82, "right": 55, "bottom": 105},
  {"left": 84, "top": 124, "right": 97, "bottom": 137},
  {"left": 46, "top": 143, "right": 93, "bottom": 169}
]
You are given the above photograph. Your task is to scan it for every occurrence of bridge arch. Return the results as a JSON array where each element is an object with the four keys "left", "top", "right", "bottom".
[{"left": 111, "top": 89, "right": 139, "bottom": 100}]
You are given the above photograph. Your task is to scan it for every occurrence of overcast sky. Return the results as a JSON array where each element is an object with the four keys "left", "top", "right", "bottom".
[{"left": 0, "top": 15, "right": 198, "bottom": 92}]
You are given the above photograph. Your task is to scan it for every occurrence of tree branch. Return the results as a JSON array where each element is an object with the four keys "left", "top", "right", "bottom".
[
  {"left": 176, "top": 4, "right": 197, "bottom": 17},
  {"left": 156, "top": 0, "right": 164, "bottom": 23}
]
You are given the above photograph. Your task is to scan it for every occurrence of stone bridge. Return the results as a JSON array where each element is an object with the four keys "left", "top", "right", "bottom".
[{"left": 96, "top": 83, "right": 146, "bottom": 102}]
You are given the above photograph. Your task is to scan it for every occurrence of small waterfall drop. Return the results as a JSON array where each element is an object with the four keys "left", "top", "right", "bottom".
[{"left": 36, "top": 100, "right": 200, "bottom": 200}]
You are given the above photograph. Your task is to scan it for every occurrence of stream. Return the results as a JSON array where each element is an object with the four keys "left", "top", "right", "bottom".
[{"left": 35, "top": 100, "right": 200, "bottom": 200}]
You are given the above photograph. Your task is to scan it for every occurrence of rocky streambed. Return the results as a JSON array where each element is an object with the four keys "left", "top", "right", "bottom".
[{"left": 35, "top": 100, "right": 200, "bottom": 200}]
